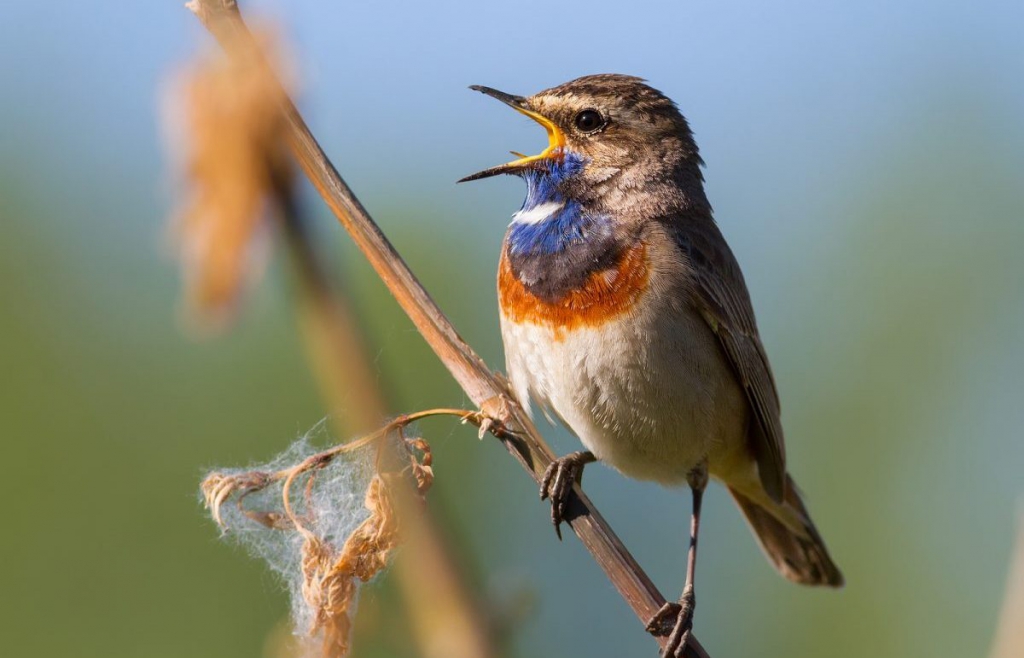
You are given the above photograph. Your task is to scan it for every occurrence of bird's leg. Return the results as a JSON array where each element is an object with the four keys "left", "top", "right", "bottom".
[
  {"left": 645, "top": 461, "right": 709, "bottom": 658},
  {"left": 539, "top": 450, "right": 596, "bottom": 540}
]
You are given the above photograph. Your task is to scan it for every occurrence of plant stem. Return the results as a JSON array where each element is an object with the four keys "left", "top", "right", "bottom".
[
  {"left": 187, "top": 2, "right": 709, "bottom": 655},
  {"left": 280, "top": 172, "right": 501, "bottom": 658}
]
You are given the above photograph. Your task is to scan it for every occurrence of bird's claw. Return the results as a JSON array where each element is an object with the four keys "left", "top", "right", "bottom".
[
  {"left": 539, "top": 450, "right": 594, "bottom": 540},
  {"left": 646, "top": 586, "right": 695, "bottom": 657}
]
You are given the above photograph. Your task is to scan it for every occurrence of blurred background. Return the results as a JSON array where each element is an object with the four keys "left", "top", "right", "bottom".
[{"left": 2, "top": 1, "right": 1023, "bottom": 657}]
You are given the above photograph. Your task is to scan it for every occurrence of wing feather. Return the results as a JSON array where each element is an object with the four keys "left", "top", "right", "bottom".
[{"left": 669, "top": 219, "right": 787, "bottom": 501}]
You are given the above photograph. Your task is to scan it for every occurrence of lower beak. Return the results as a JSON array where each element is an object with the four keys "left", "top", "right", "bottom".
[{"left": 458, "top": 85, "right": 566, "bottom": 183}]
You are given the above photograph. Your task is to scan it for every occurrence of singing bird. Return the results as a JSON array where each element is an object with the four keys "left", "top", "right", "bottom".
[{"left": 460, "top": 75, "right": 842, "bottom": 655}]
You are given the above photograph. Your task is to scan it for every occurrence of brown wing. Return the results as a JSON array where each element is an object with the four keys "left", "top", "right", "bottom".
[{"left": 670, "top": 219, "right": 787, "bottom": 502}]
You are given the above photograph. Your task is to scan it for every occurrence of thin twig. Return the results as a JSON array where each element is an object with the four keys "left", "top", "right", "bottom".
[{"left": 186, "top": 2, "right": 709, "bottom": 655}]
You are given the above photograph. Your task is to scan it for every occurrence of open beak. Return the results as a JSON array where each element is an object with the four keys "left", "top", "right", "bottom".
[{"left": 458, "top": 85, "right": 566, "bottom": 183}]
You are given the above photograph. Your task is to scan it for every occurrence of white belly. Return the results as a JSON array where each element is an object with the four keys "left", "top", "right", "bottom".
[{"left": 501, "top": 294, "right": 747, "bottom": 485}]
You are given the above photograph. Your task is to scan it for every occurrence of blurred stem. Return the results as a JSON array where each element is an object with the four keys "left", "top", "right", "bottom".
[
  {"left": 989, "top": 507, "right": 1024, "bottom": 658},
  {"left": 281, "top": 211, "right": 386, "bottom": 429},
  {"left": 279, "top": 200, "right": 501, "bottom": 658},
  {"left": 188, "top": 2, "right": 709, "bottom": 656}
]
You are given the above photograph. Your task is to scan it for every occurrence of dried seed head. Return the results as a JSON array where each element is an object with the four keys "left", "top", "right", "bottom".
[
  {"left": 163, "top": 25, "right": 295, "bottom": 333},
  {"left": 200, "top": 421, "right": 434, "bottom": 658}
]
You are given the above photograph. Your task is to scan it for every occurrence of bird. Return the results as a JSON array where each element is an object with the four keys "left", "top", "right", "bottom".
[{"left": 459, "top": 74, "right": 843, "bottom": 656}]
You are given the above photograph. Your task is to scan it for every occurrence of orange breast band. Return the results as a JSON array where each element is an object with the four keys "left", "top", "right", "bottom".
[{"left": 498, "top": 242, "right": 650, "bottom": 338}]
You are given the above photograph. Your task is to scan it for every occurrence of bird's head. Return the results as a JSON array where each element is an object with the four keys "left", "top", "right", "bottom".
[{"left": 460, "top": 74, "right": 708, "bottom": 216}]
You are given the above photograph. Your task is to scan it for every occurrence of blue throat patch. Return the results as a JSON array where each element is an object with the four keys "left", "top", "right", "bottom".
[{"left": 507, "top": 151, "right": 610, "bottom": 257}]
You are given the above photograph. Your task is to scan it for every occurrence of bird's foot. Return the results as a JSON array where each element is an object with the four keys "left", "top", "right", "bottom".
[
  {"left": 539, "top": 450, "right": 595, "bottom": 540},
  {"left": 645, "top": 585, "right": 695, "bottom": 657}
]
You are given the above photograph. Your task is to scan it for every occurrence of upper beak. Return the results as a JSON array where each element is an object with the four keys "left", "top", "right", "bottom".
[{"left": 458, "top": 85, "right": 566, "bottom": 183}]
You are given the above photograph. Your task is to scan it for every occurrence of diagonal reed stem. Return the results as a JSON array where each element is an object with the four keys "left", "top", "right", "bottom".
[
  {"left": 280, "top": 168, "right": 500, "bottom": 658},
  {"left": 186, "top": 2, "right": 710, "bottom": 656}
]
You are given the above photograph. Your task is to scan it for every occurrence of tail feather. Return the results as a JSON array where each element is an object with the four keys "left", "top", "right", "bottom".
[{"left": 728, "top": 475, "right": 844, "bottom": 587}]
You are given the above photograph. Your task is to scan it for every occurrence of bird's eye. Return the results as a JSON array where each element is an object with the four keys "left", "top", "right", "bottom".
[{"left": 574, "top": 109, "right": 605, "bottom": 133}]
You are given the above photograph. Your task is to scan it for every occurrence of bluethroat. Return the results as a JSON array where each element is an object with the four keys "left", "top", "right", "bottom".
[{"left": 461, "top": 75, "right": 842, "bottom": 657}]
